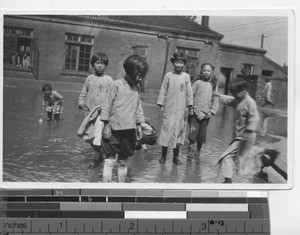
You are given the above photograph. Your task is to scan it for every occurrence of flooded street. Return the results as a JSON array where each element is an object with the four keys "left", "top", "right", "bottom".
[{"left": 3, "top": 78, "right": 287, "bottom": 184}]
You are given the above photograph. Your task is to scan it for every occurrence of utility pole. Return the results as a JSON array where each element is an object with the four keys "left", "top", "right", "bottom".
[{"left": 259, "top": 34, "right": 267, "bottom": 49}]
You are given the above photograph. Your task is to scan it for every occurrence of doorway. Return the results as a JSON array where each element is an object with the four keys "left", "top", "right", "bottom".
[{"left": 220, "top": 67, "right": 234, "bottom": 95}]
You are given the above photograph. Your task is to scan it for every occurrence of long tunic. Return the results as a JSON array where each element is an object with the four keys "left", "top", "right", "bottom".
[
  {"left": 157, "top": 71, "right": 193, "bottom": 148},
  {"left": 100, "top": 78, "right": 145, "bottom": 130},
  {"left": 263, "top": 82, "right": 272, "bottom": 102},
  {"left": 192, "top": 79, "right": 219, "bottom": 120},
  {"left": 78, "top": 74, "right": 113, "bottom": 111}
]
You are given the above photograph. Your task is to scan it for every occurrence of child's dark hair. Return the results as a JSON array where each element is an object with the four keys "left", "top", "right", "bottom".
[
  {"left": 228, "top": 78, "right": 248, "bottom": 93},
  {"left": 201, "top": 63, "right": 215, "bottom": 71},
  {"left": 42, "top": 84, "right": 52, "bottom": 92},
  {"left": 170, "top": 52, "right": 187, "bottom": 64},
  {"left": 123, "top": 55, "right": 148, "bottom": 79},
  {"left": 90, "top": 52, "right": 109, "bottom": 66}
]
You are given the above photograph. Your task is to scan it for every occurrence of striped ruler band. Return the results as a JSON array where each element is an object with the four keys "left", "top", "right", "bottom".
[{"left": 0, "top": 189, "right": 270, "bottom": 234}]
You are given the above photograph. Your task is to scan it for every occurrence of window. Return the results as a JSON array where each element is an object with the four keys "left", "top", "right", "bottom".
[
  {"left": 242, "top": 63, "right": 254, "bottom": 75},
  {"left": 262, "top": 70, "right": 273, "bottom": 76},
  {"left": 64, "top": 33, "right": 93, "bottom": 72},
  {"left": 176, "top": 47, "right": 200, "bottom": 81},
  {"left": 3, "top": 26, "right": 33, "bottom": 68},
  {"left": 132, "top": 46, "right": 148, "bottom": 57}
]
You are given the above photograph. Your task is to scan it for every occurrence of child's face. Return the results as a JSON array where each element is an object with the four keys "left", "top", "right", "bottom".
[
  {"left": 43, "top": 90, "right": 52, "bottom": 97},
  {"left": 93, "top": 60, "right": 107, "bottom": 76},
  {"left": 201, "top": 65, "right": 213, "bottom": 80},
  {"left": 232, "top": 90, "right": 246, "bottom": 100},
  {"left": 134, "top": 72, "right": 145, "bottom": 85},
  {"left": 173, "top": 60, "right": 185, "bottom": 74}
]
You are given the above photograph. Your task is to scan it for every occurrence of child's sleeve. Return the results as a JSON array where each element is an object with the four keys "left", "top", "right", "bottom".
[
  {"left": 211, "top": 93, "right": 219, "bottom": 115},
  {"left": 100, "top": 83, "right": 116, "bottom": 122},
  {"left": 52, "top": 91, "right": 63, "bottom": 101},
  {"left": 246, "top": 102, "right": 259, "bottom": 132},
  {"left": 78, "top": 77, "right": 89, "bottom": 107},
  {"left": 186, "top": 75, "right": 193, "bottom": 107},
  {"left": 136, "top": 99, "right": 145, "bottom": 124},
  {"left": 157, "top": 74, "right": 169, "bottom": 107},
  {"left": 219, "top": 94, "right": 238, "bottom": 108}
]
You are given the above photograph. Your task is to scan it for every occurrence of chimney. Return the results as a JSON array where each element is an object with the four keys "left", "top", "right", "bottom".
[{"left": 202, "top": 16, "right": 209, "bottom": 27}]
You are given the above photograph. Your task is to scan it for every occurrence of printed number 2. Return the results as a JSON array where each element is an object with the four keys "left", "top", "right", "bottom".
[
  {"left": 129, "top": 223, "right": 135, "bottom": 230},
  {"left": 202, "top": 223, "right": 207, "bottom": 230}
]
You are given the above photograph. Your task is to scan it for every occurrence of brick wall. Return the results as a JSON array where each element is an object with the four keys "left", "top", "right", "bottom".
[{"left": 4, "top": 16, "right": 207, "bottom": 90}]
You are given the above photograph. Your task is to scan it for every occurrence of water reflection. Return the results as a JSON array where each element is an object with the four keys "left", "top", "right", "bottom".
[{"left": 3, "top": 80, "right": 287, "bottom": 183}]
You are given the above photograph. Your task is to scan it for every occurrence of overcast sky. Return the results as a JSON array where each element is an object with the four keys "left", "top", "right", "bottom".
[{"left": 197, "top": 16, "right": 288, "bottom": 66}]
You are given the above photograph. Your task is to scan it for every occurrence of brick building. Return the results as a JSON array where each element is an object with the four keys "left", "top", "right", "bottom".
[{"left": 3, "top": 15, "right": 287, "bottom": 108}]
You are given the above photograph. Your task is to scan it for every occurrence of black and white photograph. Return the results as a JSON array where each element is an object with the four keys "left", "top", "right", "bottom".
[{"left": 1, "top": 12, "right": 292, "bottom": 188}]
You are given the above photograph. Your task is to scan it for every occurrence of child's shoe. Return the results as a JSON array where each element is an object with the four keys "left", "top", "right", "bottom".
[
  {"left": 87, "top": 161, "right": 100, "bottom": 169},
  {"left": 172, "top": 156, "right": 182, "bottom": 166}
]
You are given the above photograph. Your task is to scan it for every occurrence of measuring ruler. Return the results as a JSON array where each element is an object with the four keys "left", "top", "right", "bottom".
[{"left": 0, "top": 189, "right": 270, "bottom": 234}]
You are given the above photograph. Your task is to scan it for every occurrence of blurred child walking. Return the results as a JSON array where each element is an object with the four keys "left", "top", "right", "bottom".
[
  {"left": 187, "top": 63, "right": 219, "bottom": 159},
  {"left": 100, "top": 55, "right": 148, "bottom": 183},
  {"left": 157, "top": 52, "right": 193, "bottom": 165},
  {"left": 78, "top": 52, "right": 113, "bottom": 169},
  {"left": 215, "top": 79, "right": 260, "bottom": 183},
  {"left": 40, "top": 84, "right": 63, "bottom": 122}
]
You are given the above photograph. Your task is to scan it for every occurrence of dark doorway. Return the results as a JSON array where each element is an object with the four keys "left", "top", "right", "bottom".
[{"left": 220, "top": 67, "right": 234, "bottom": 94}]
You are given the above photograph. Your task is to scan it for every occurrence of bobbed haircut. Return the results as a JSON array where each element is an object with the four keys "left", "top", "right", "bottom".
[
  {"left": 123, "top": 55, "right": 148, "bottom": 79},
  {"left": 228, "top": 78, "right": 248, "bottom": 93},
  {"left": 170, "top": 51, "right": 187, "bottom": 64},
  {"left": 90, "top": 52, "right": 109, "bottom": 66},
  {"left": 42, "top": 83, "right": 52, "bottom": 92},
  {"left": 201, "top": 63, "right": 215, "bottom": 71}
]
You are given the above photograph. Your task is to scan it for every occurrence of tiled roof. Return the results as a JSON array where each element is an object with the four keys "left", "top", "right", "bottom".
[{"left": 44, "top": 15, "right": 224, "bottom": 40}]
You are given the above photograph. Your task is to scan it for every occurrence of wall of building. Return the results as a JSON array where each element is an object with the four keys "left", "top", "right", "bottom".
[
  {"left": 4, "top": 16, "right": 211, "bottom": 90},
  {"left": 216, "top": 47, "right": 265, "bottom": 90}
]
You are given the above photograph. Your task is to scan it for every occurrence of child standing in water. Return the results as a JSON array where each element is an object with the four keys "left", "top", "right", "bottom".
[
  {"left": 100, "top": 55, "right": 148, "bottom": 183},
  {"left": 215, "top": 79, "right": 260, "bottom": 183},
  {"left": 187, "top": 63, "right": 219, "bottom": 159},
  {"left": 157, "top": 52, "right": 193, "bottom": 165},
  {"left": 78, "top": 52, "right": 113, "bottom": 169},
  {"left": 40, "top": 84, "right": 63, "bottom": 122}
]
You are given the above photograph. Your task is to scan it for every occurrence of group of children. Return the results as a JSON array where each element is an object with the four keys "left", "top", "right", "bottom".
[{"left": 39, "top": 50, "right": 270, "bottom": 184}]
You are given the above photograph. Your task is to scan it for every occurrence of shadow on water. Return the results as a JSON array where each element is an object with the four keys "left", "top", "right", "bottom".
[{"left": 3, "top": 80, "right": 287, "bottom": 183}]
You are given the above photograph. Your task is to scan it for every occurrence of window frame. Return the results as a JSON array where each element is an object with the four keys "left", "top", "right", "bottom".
[
  {"left": 243, "top": 63, "right": 255, "bottom": 75},
  {"left": 132, "top": 45, "right": 148, "bottom": 58},
  {"left": 64, "top": 33, "right": 94, "bottom": 73},
  {"left": 176, "top": 47, "right": 200, "bottom": 80}
]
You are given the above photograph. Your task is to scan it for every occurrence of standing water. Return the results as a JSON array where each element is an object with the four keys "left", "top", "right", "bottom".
[{"left": 3, "top": 78, "right": 287, "bottom": 184}]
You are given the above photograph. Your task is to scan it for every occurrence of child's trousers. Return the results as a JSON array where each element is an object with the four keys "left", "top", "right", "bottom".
[
  {"left": 219, "top": 133, "right": 256, "bottom": 179},
  {"left": 103, "top": 158, "right": 128, "bottom": 183}
]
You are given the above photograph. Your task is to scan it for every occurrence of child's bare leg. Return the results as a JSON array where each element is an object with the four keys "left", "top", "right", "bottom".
[
  {"left": 117, "top": 158, "right": 128, "bottom": 183},
  {"left": 47, "top": 112, "right": 52, "bottom": 121},
  {"left": 187, "top": 140, "right": 194, "bottom": 160},
  {"left": 103, "top": 157, "right": 115, "bottom": 182},
  {"left": 220, "top": 155, "right": 235, "bottom": 183}
]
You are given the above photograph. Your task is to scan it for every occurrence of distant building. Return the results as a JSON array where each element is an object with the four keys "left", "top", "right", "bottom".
[{"left": 3, "top": 15, "right": 287, "bottom": 108}]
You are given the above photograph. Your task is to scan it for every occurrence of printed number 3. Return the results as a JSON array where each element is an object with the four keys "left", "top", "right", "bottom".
[{"left": 202, "top": 223, "right": 207, "bottom": 230}]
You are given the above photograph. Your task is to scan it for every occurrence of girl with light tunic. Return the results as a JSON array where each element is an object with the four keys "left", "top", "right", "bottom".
[{"left": 157, "top": 52, "right": 193, "bottom": 165}]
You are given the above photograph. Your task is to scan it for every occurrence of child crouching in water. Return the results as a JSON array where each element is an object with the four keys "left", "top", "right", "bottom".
[
  {"left": 100, "top": 55, "right": 148, "bottom": 183},
  {"left": 40, "top": 84, "right": 63, "bottom": 122},
  {"left": 215, "top": 79, "right": 259, "bottom": 183}
]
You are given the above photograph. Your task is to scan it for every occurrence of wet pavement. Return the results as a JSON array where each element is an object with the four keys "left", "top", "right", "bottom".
[{"left": 2, "top": 77, "right": 288, "bottom": 184}]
